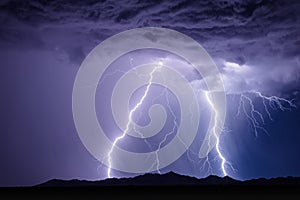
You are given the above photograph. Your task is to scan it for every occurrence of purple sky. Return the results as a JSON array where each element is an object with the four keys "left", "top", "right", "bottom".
[{"left": 0, "top": 0, "right": 299, "bottom": 186}]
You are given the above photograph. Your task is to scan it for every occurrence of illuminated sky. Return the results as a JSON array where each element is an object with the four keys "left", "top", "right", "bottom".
[{"left": 0, "top": 0, "right": 299, "bottom": 186}]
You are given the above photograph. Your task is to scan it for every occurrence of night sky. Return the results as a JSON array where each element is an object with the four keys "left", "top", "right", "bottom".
[{"left": 0, "top": 0, "right": 300, "bottom": 186}]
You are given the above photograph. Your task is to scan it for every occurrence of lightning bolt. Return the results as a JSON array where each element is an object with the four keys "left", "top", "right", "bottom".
[
  {"left": 155, "top": 90, "right": 178, "bottom": 174},
  {"left": 253, "top": 91, "right": 296, "bottom": 112},
  {"left": 198, "top": 90, "right": 296, "bottom": 178},
  {"left": 105, "top": 61, "right": 296, "bottom": 179},
  {"left": 235, "top": 91, "right": 296, "bottom": 137},
  {"left": 205, "top": 91, "right": 227, "bottom": 177},
  {"left": 236, "top": 93, "right": 268, "bottom": 137},
  {"left": 107, "top": 63, "right": 162, "bottom": 178}
]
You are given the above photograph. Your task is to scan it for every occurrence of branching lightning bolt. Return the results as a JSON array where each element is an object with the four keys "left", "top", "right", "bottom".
[
  {"left": 236, "top": 94, "right": 268, "bottom": 137},
  {"left": 253, "top": 91, "right": 296, "bottom": 112},
  {"left": 205, "top": 91, "right": 227, "bottom": 176},
  {"left": 235, "top": 91, "right": 296, "bottom": 137},
  {"left": 104, "top": 60, "right": 296, "bottom": 179},
  {"left": 196, "top": 90, "right": 296, "bottom": 178},
  {"left": 155, "top": 90, "right": 178, "bottom": 174},
  {"left": 107, "top": 63, "right": 162, "bottom": 178}
]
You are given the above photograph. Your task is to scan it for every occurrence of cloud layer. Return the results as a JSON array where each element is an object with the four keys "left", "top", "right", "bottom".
[{"left": 0, "top": 0, "right": 299, "bottom": 95}]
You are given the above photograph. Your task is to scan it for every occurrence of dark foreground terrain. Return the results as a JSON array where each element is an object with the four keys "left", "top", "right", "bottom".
[
  {"left": 38, "top": 171, "right": 300, "bottom": 186},
  {"left": 2, "top": 172, "right": 300, "bottom": 199}
]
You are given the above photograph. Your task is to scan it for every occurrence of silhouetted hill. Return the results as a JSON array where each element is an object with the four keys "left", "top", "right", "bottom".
[
  {"left": 37, "top": 171, "right": 300, "bottom": 187},
  {"left": 1, "top": 172, "right": 300, "bottom": 199}
]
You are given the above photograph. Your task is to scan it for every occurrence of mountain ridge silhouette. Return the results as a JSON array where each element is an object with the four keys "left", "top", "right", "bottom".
[{"left": 37, "top": 171, "right": 300, "bottom": 187}]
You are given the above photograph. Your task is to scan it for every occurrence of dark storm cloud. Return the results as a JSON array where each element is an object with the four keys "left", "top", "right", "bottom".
[
  {"left": 1, "top": 0, "right": 299, "bottom": 52},
  {"left": 0, "top": 0, "right": 299, "bottom": 92}
]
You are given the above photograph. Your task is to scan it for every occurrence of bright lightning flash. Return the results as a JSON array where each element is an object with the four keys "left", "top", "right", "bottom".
[
  {"left": 203, "top": 90, "right": 296, "bottom": 178},
  {"left": 205, "top": 91, "right": 227, "bottom": 176},
  {"left": 235, "top": 91, "right": 296, "bottom": 137},
  {"left": 107, "top": 63, "right": 162, "bottom": 178},
  {"left": 106, "top": 60, "right": 296, "bottom": 179}
]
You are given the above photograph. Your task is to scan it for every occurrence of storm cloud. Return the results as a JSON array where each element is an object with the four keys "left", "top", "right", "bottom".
[{"left": 0, "top": 0, "right": 299, "bottom": 95}]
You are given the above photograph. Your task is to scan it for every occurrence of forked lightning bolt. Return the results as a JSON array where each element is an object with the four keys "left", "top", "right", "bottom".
[
  {"left": 203, "top": 90, "right": 296, "bottom": 177},
  {"left": 107, "top": 63, "right": 162, "bottom": 178},
  {"left": 106, "top": 66, "right": 296, "bottom": 179},
  {"left": 155, "top": 91, "right": 178, "bottom": 174},
  {"left": 236, "top": 94, "right": 268, "bottom": 137},
  {"left": 205, "top": 91, "right": 227, "bottom": 176},
  {"left": 253, "top": 91, "right": 296, "bottom": 112},
  {"left": 235, "top": 91, "right": 296, "bottom": 137}
]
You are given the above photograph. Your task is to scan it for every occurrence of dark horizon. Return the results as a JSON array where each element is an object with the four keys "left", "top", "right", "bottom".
[{"left": 37, "top": 171, "right": 300, "bottom": 187}]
